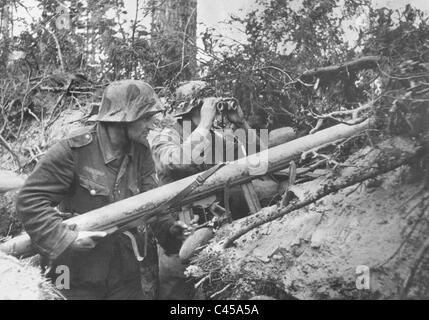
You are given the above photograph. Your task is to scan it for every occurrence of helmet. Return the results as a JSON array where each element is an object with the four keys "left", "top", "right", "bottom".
[
  {"left": 175, "top": 80, "right": 209, "bottom": 101},
  {"left": 172, "top": 81, "right": 210, "bottom": 118},
  {"left": 96, "top": 80, "right": 163, "bottom": 122}
]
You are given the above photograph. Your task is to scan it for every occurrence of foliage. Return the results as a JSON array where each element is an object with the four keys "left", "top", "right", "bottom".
[
  {"left": 0, "top": 1, "right": 162, "bottom": 80},
  {"left": 0, "top": 0, "right": 428, "bottom": 171},
  {"left": 199, "top": 0, "right": 429, "bottom": 134}
]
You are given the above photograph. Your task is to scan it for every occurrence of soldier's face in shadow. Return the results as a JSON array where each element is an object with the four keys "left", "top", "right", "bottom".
[
  {"left": 127, "top": 114, "right": 158, "bottom": 145},
  {"left": 182, "top": 108, "right": 201, "bottom": 129}
]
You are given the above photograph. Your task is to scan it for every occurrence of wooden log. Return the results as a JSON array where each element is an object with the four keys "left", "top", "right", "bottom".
[
  {"left": 240, "top": 182, "right": 262, "bottom": 214},
  {"left": 268, "top": 127, "right": 296, "bottom": 148},
  {"left": 0, "top": 171, "right": 26, "bottom": 193},
  {"left": 301, "top": 56, "right": 380, "bottom": 79},
  {"left": 0, "top": 120, "right": 372, "bottom": 258},
  {"left": 179, "top": 227, "right": 214, "bottom": 261},
  {"left": 252, "top": 177, "right": 279, "bottom": 200},
  {"left": 222, "top": 142, "right": 423, "bottom": 248}
]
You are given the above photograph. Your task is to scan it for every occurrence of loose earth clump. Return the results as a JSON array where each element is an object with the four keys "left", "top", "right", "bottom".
[{"left": 0, "top": 252, "right": 61, "bottom": 300}]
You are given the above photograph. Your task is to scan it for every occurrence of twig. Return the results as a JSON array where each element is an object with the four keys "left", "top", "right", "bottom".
[
  {"left": 345, "top": 182, "right": 363, "bottom": 196},
  {"left": 194, "top": 275, "right": 210, "bottom": 289},
  {"left": 309, "top": 103, "right": 372, "bottom": 126},
  {"left": 302, "top": 56, "right": 380, "bottom": 79},
  {"left": 39, "top": 86, "right": 101, "bottom": 92},
  {"left": 16, "top": 77, "right": 45, "bottom": 138},
  {"left": 301, "top": 138, "right": 346, "bottom": 160},
  {"left": 222, "top": 147, "right": 423, "bottom": 248},
  {"left": 180, "top": 6, "right": 197, "bottom": 71},
  {"left": 46, "top": 79, "right": 72, "bottom": 128},
  {"left": 377, "top": 63, "right": 429, "bottom": 80},
  {"left": 310, "top": 119, "right": 324, "bottom": 134},
  {"left": 210, "top": 283, "right": 232, "bottom": 299},
  {"left": 42, "top": 26, "right": 65, "bottom": 73}
]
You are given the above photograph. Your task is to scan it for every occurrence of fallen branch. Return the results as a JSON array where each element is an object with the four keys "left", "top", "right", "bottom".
[
  {"left": 210, "top": 283, "right": 233, "bottom": 299},
  {"left": 38, "top": 86, "right": 103, "bottom": 92},
  {"left": 222, "top": 144, "right": 424, "bottom": 248},
  {"left": 302, "top": 56, "right": 380, "bottom": 80},
  {"left": 0, "top": 171, "right": 26, "bottom": 193},
  {"left": 309, "top": 103, "right": 373, "bottom": 129},
  {"left": 0, "top": 120, "right": 372, "bottom": 258},
  {"left": 194, "top": 275, "right": 210, "bottom": 289}
]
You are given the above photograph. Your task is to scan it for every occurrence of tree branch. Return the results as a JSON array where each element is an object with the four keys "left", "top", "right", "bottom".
[
  {"left": 301, "top": 56, "right": 380, "bottom": 80},
  {"left": 222, "top": 144, "right": 424, "bottom": 248}
]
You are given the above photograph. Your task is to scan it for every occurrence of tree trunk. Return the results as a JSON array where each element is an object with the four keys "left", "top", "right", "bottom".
[{"left": 151, "top": 0, "right": 198, "bottom": 80}]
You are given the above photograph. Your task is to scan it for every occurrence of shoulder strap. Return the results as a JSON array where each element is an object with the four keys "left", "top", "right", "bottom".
[
  {"left": 111, "top": 162, "right": 226, "bottom": 233},
  {"left": 68, "top": 131, "right": 94, "bottom": 148}
]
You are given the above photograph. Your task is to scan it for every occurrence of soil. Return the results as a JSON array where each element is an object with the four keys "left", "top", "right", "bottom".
[
  {"left": 191, "top": 141, "right": 429, "bottom": 300},
  {"left": 0, "top": 251, "right": 60, "bottom": 300},
  {"left": 1, "top": 100, "right": 428, "bottom": 299}
]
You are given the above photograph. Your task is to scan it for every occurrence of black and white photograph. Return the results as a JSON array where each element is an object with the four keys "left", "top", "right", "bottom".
[{"left": 0, "top": 0, "right": 428, "bottom": 303}]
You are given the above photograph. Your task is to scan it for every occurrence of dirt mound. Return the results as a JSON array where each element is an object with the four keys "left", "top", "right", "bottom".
[
  {"left": 191, "top": 139, "right": 429, "bottom": 299},
  {"left": 0, "top": 252, "right": 61, "bottom": 300}
]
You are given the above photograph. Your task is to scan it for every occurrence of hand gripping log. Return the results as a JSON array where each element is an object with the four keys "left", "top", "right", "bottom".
[{"left": 0, "top": 120, "right": 372, "bottom": 258}]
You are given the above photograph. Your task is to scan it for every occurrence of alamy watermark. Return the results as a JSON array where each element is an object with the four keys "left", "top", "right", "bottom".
[
  {"left": 54, "top": 265, "right": 70, "bottom": 290},
  {"left": 355, "top": 265, "right": 370, "bottom": 290},
  {"left": 55, "top": 5, "right": 71, "bottom": 30},
  {"left": 152, "top": 120, "right": 270, "bottom": 175}
]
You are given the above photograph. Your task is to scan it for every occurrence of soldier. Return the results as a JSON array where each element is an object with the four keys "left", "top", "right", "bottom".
[
  {"left": 149, "top": 81, "right": 251, "bottom": 185},
  {"left": 16, "top": 80, "right": 181, "bottom": 300},
  {"left": 148, "top": 81, "right": 253, "bottom": 300}
]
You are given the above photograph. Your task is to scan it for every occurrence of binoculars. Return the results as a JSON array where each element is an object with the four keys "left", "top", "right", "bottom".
[{"left": 215, "top": 98, "right": 239, "bottom": 114}]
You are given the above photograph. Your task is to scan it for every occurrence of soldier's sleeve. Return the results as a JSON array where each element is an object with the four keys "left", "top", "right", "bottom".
[
  {"left": 147, "top": 124, "right": 212, "bottom": 175},
  {"left": 16, "top": 141, "right": 78, "bottom": 260},
  {"left": 147, "top": 126, "right": 186, "bottom": 172}
]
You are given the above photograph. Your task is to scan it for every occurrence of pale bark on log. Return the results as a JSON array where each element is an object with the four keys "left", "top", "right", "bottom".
[
  {"left": 268, "top": 127, "right": 296, "bottom": 148},
  {"left": 0, "top": 120, "right": 372, "bottom": 258},
  {"left": 0, "top": 171, "right": 25, "bottom": 193},
  {"left": 222, "top": 144, "right": 423, "bottom": 248},
  {"left": 301, "top": 56, "right": 380, "bottom": 80},
  {"left": 0, "top": 128, "right": 300, "bottom": 196}
]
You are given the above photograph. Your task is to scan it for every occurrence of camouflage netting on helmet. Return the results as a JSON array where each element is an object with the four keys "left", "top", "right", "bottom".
[
  {"left": 169, "top": 81, "right": 216, "bottom": 117},
  {"left": 175, "top": 81, "right": 212, "bottom": 101},
  {"left": 96, "top": 80, "right": 164, "bottom": 122}
]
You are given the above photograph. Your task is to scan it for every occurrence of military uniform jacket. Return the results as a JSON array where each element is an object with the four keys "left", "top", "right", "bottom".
[{"left": 16, "top": 124, "right": 161, "bottom": 285}]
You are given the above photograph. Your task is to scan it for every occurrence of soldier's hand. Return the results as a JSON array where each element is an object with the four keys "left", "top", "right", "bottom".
[
  {"left": 199, "top": 98, "right": 220, "bottom": 129},
  {"left": 169, "top": 221, "right": 194, "bottom": 242},
  {"left": 227, "top": 104, "right": 245, "bottom": 126},
  {"left": 69, "top": 231, "right": 107, "bottom": 252}
]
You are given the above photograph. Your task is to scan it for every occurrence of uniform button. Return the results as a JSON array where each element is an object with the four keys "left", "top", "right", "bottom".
[{"left": 90, "top": 189, "right": 96, "bottom": 196}]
